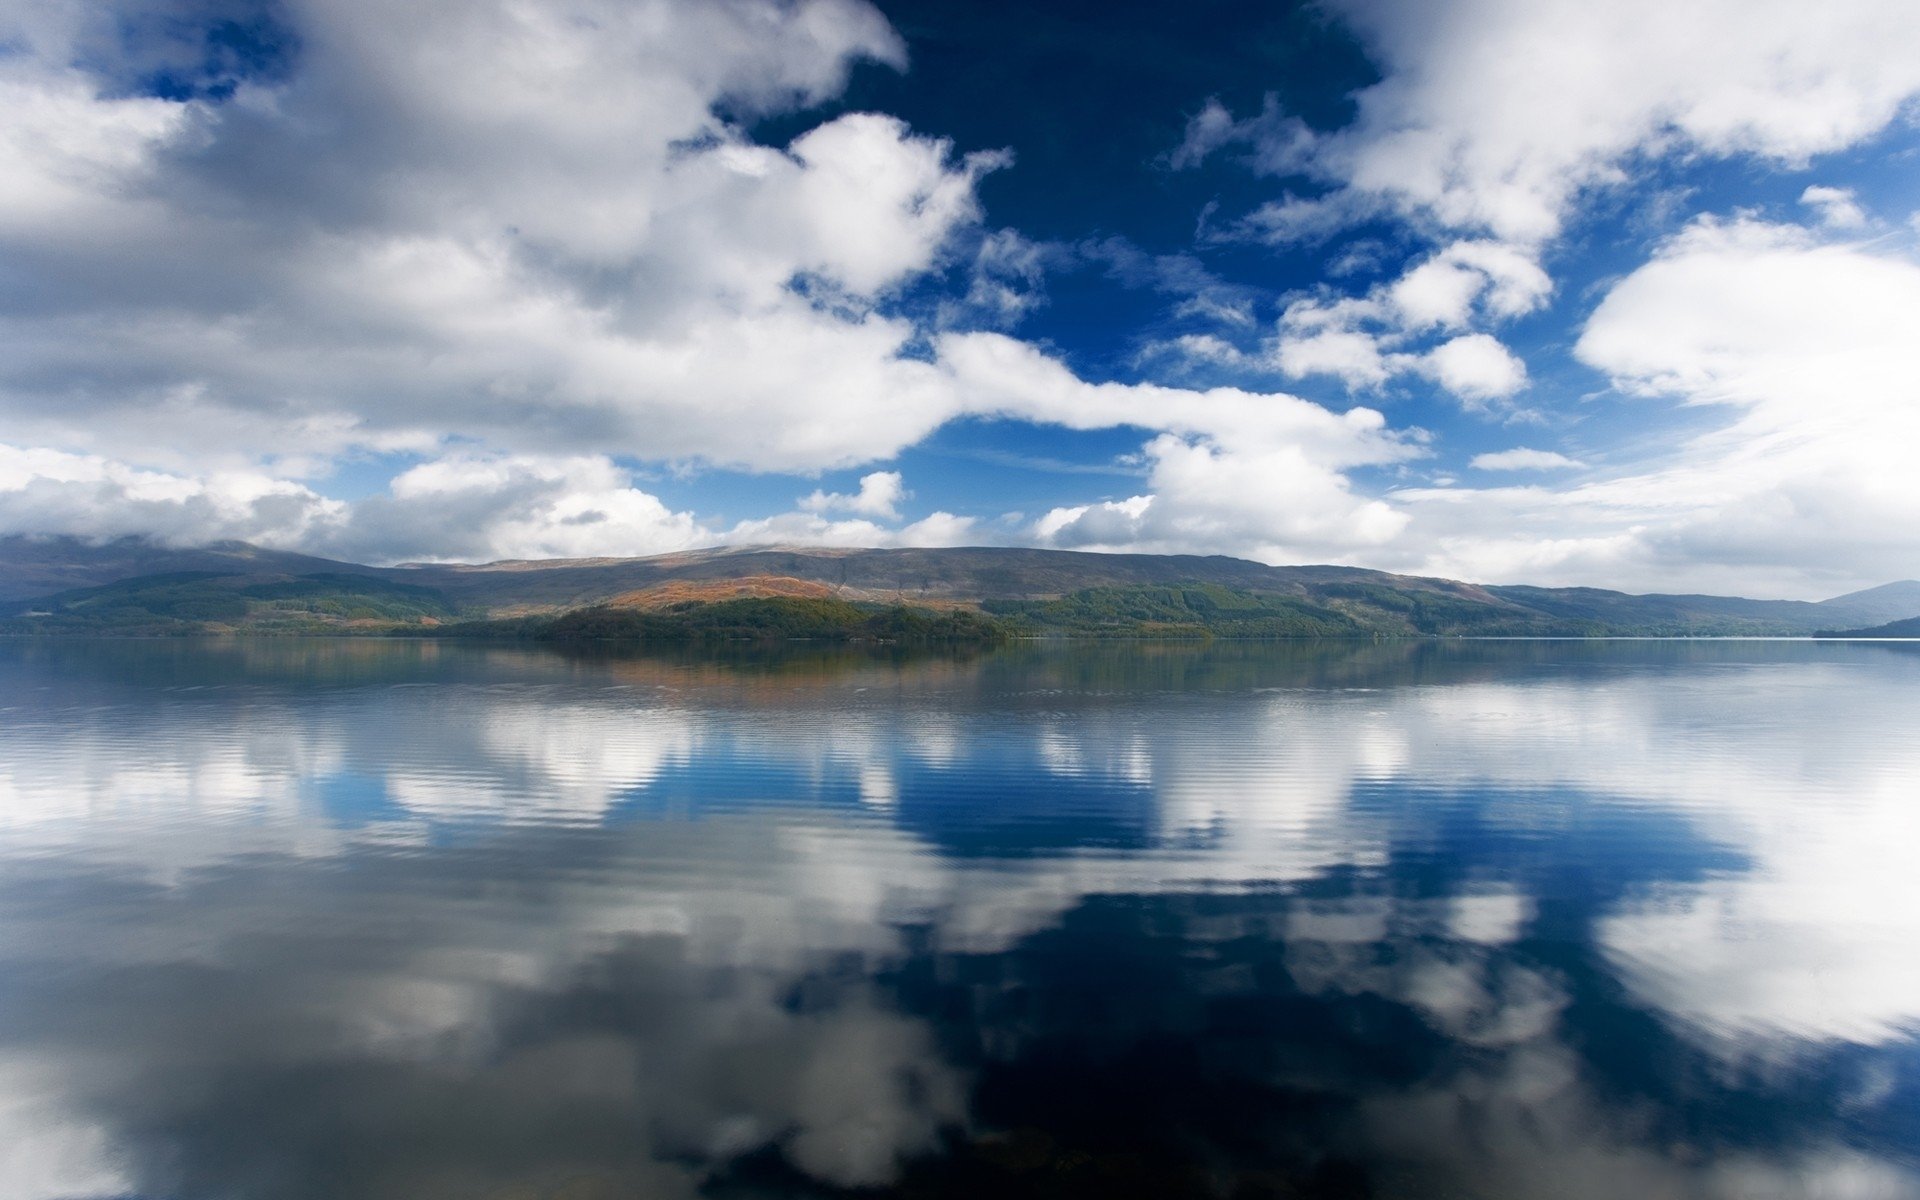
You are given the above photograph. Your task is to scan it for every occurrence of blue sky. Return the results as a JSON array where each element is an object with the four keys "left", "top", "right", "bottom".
[{"left": 2, "top": 0, "right": 1919, "bottom": 596}]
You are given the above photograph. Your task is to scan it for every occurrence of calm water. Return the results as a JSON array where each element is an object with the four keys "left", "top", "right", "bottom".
[{"left": 1, "top": 638, "right": 1917, "bottom": 1200}]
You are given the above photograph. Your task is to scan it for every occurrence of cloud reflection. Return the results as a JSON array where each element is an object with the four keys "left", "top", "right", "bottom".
[{"left": 0, "top": 640, "right": 1916, "bottom": 1198}]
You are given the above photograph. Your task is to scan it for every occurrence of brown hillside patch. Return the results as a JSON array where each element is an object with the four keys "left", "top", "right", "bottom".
[{"left": 605, "top": 575, "right": 841, "bottom": 610}]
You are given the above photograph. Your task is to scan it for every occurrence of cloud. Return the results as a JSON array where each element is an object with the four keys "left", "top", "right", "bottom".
[
  {"left": 1388, "top": 242, "right": 1553, "bottom": 328},
  {"left": 1799, "top": 184, "right": 1869, "bottom": 230},
  {"left": 1206, "top": 0, "right": 1920, "bottom": 544},
  {"left": 1171, "top": 0, "right": 1920, "bottom": 593},
  {"left": 0, "top": 0, "right": 1009, "bottom": 475},
  {"left": 1267, "top": 251, "right": 1538, "bottom": 407},
  {"left": 0, "top": 438, "right": 1004, "bottom": 562},
  {"left": 935, "top": 331, "right": 1419, "bottom": 560},
  {"left": 1167, "top": 94, "right": 1314, "bottom": 175},
  {"left": 1295, "top": 0, "right": 1920, "bottom": 243},
  {"left": 0, "top": 0, "right": 1463, "bottom": 570},
  {"left": 1029, "top": 433, "right": 1409, "bottom": 561},
  {"left": 720, "top": 507, "right": 977, "bottom": 550},
  {"left": 1080, "top": 237, "right": 1260, "bottom": 328},
  {"left": 0, "top": 444, "right": 711, "bottom": 565},
  {"left": 1272, "top": 309, "right": 1398, "bottom": 389},
  {"left": 324, "top": 454, "right": 707, "bottom": 563},
  {"left": 0, "top": 444, "right": 344, "bottom": 548},
  {"left": 1378, "top": 216, "right": 1920, "bottom": 595},
  {"left": 950, "top": 228, "right": 1056, "bottom": 328},
  {"left": 800, "top": 470, "right": 907, "bottom": 520},
  {"left": 1419, "top": 333, "right": 1529, "bottom": 405},
  {"left": 1470, "top": 448, "right": 1584, "bottom": 472}
]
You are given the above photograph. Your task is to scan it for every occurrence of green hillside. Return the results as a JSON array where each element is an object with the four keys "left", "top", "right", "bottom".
[
  {"left": 987, "top": 583, "right": 1366, "bottom": 637},
  {"left": 4, "top": 539, "right": 1918, "bottom": 639},
  {"left": 1813, "top": 615, "right": 1920, "bottom": 638},
  {"left": 418, "top": 597, "right": 1010, "bottom": 643},
  {"left": 0, "top": 571, "right": 460, "bottom": 635}
]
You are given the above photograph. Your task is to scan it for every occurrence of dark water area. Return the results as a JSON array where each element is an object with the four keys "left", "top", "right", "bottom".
[{"left": 0, "top": 637, "right": 1916, "bottom": 1199}]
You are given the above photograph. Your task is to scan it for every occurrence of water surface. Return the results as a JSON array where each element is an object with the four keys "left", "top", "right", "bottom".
[{"left": 1, "top": 638, "right": 1916, "bottom": 1199}]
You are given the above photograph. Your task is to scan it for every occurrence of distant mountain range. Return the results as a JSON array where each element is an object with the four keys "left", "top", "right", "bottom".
[{"left": 3, "top": 535, "right": 1918, "bottom": 638}]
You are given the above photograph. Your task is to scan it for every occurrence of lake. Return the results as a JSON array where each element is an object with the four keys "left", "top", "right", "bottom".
[{"left": 0, "top": 637, "right": 1916, "bottom": 1199}]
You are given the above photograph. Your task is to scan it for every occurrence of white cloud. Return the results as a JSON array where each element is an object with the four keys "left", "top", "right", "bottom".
[
  {"left": 1576, "top": 217, "right": 1918, "bottom": 420},
  {"left": 1388, "top": 242, "right": 1553, "bottom": 329},
  {"left": 1274, "top": 326, "right": 1397, "bottom": 390},
  {"left": 0, "top": 444, "right": 344, "bottom": 549},
  {"left": 0, "top": 0, "right": 1466, "bottom": 567},
  {"left": 1265, "top": 241, "right": 1545, "bottom": 403},
  {"left": 1030, "top": 433, "right": 1410, "bottom": 561},
  {"left": 1470, "top": 448, "right": 1583, "bottom": 472},
  {"left": 927, "top": 332, "right": 1418, "bottom": 562},
  {"left": 1175, "top": 0, "right": 1920, "bottom": 594},
  {"left": 0, "top": 0, "right": 1006, "bottom": 475},
  {"left": 0, "top": 444, "right": 714, "bottom": 565},
  {"left": 1376, "top": 217, "right": 1920, "bottom": 595},
  {"left": 332, "top": 454, "right": 707, "bottom": 563},
  {"left": 1799, "top": 184, "right": 1869, "bottom": 230},
  {"left": 952, "top": 229, "right": 1054, "bottom": 327},
  {"left": 1213, "top": 0, "right": 1920, "bottom": 571},
  {"left": 1302, "top": 0, "right": 1920, "bottom": 243},
  {"left": 1420, "top": 333, "right": 1529, "bottom": 405},
  {"left": 891, "top": 510, "right": 978, "bottom": 547},
  {"left": 718, "top": 509, "right": 970, "bottom": 551},
  {"left": 800, "top": 471, "right": 907, "bottom": 520}
]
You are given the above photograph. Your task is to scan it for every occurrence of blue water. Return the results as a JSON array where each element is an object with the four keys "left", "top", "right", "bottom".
[{"left": 0, "top": 638, "right": 1916, "bottom": 1198}]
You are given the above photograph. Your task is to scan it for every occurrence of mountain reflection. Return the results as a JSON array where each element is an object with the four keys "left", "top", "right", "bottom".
[{"left": 0, "top": 639, "right": 1915, "bottom": 1199}]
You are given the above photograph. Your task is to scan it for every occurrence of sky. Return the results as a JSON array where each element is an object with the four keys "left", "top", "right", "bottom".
[{"left": 2, "top": 0, "right": 1919, "bottom": 597}]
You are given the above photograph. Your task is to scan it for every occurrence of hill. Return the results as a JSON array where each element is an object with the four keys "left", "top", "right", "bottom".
[
  {"left": 3, "top": 538, "right": 1916, "bottom": 638},
  {"left": 1813, "top": 581, "right": 1920, "bottom": 626},
  {"left": 0, "top": 535, "right": 374, "bottom": 603},
  {"left": 0, "top": 570, "right": 459, "bottom": 635},
  {"left": 1813, "top": 615, "right": 1920, "bottom": 639}
]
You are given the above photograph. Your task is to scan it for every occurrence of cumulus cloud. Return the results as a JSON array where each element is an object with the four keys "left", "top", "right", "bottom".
[
  {"left": 1379, "top": 217, "right": 1920, "bottom": 595},
  {"left": 937, "top": 332, "right": 1418, "bottom": 561},
  {"left": 0, "top": 445, "right": 722, "bottom": 565},
  {"left": 799, "top": 470, "right": 907, "bottom": 520},
  {"left": 1292, "top": 0, "right": 1920, "bottom": 244},
  {"left": 0, "top": 438, "right": 1004, "bottom": 562},
  {"left": 1175, "top": 0, "right": 1920, "bottom": 589},
  {"left": 0, "top": 444, "right": 343, "bottom": 548},
  {"left": 1799, "top": 184, "right": 1870, "bottom": 230},
  {"left": 1256, "top": 239, "right": 1547, "bottom": 405},
  {"left": 325, "top": 455, "right": 708, "bottom": 563},
  {"left": 6, "top": 0, "right": 1915, "bottom": 590},
  {"left": 1030, "top": 433, "right": 1409, "bottom": 559},
  {"left": 1272, "top": 302, "right": 1398, "bottom": 390},
  {"left": 0, "top": 0, "right": 1461, "bottom": 568},
  {"left": 1419, "top": 334, "right": 1529, "bottom": 405},
  {"left": 1388, "top": 242, "right": 1553, "bottom": 328},
  {"left": 0, "top": 0, "right": 1002, "bottom": 474}
]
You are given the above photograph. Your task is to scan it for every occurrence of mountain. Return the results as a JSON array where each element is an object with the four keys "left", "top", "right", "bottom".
[
  {"left": 4, "top": 538, "right": 1918, "bottom": 638},
  {"left": 1811, "top": 580, "right": 1920, "bottom": 627}
]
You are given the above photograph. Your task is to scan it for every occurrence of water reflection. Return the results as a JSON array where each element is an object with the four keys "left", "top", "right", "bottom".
[{"left": 0, "top": 639, "right": 1915, "bottom": 1198}]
